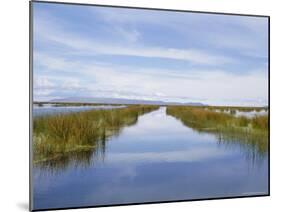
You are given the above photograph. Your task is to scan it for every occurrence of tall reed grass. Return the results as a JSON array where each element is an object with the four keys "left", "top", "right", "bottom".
[
  {"left": 166, "top": 106, "right": 268, "bottom": 155},
  {"left": 203, "top": 106, "right": 268, "bottom": 112},
  {"left": 33, "top": 105, "right": 159, "bottom": 163}
]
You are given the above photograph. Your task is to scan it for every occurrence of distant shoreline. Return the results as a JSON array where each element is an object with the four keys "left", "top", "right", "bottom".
[{"left": 33, "top": 101, "right": 268, "bottom": 109}]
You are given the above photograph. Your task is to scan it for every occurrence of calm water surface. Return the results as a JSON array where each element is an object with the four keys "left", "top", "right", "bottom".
[
  {"left": 235, "top": 110, "right": 268, "bottom": 118},
  {"left": 212, "top": 109, "right": 268, "bottom": 118},
  {"left": 33, "top": 107, "right": 268, "bottom": 210},
  {"left": 33, "top": 104, "right": 126, "bottom": 117}
]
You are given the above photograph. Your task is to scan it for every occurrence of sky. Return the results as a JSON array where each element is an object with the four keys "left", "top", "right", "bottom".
[{"left": 33, "top": 2, "right": 269, "bottom": 106}]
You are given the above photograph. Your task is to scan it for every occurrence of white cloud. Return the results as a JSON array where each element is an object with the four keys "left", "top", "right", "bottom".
[
  {"left": 33, "top": 74, "right": 89, "bottom": 101},
  {"left": 101, "top": 46, "right": 233, "bottom": 65},
  {"left": 34, "top": 76, "right": 55, "bottom": 89},
  {"left": 95, "top": 8, "right": 268, "bottom": 59},
  {"left": 112, "top": 26, "right": 141, "bottom": 43},
  {"left": 61, "top": 78, "right": 82, "bottom": 90},
  {"left": 33, "top": 8, "right": 268, "bottom": 106},
  {"left": 34, "top": 53, "right": 268, "bottom": 106},
  {"left": 34, "top": 16, "right": 234, "bottom": 65},
  {"left": 34, "top": 52, "right": 80, "bottom": 71},
  {"left": 85, "top": 65, "right": 268, "bottom": 106}
]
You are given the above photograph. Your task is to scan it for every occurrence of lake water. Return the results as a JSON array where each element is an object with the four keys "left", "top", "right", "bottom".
[
  {"left": 33, "top": 104, "right": 126, "bottom": 117},
  {"left": 235, "top": 110, "right": 268, "bottom": 118},
  {"left": 211, "top": 109, "right": 268, "bottom": 118},
  {"left": 33, "top": 107, "right": 268, "bottom": 210}
]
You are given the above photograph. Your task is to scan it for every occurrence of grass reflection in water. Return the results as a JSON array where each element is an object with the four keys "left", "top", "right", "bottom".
[{"left": 166, "top": 106, "right": 268, "bottom": 163}]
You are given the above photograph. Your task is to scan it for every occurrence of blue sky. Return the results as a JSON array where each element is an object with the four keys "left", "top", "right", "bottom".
[{"left": 33, "top": 2, "right": 268, "bottom": 106}]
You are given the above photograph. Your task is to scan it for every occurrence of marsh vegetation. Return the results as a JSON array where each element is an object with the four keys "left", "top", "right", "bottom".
[
  {"left": 202, "top": 105, "right": 268, "bottom": 112},
  {"left": 33, "top": 105, "right": 159, "bottom": 163},
  {"left": 33, "top": 101, "right": 122, "bottom": 107},
  {"left": 166, "top": 106, "right": 268, "bottom": 157}
]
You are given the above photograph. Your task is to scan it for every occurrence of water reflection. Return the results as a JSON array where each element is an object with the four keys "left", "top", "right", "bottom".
[
  {"left": 33, "top": 107, "right": 268, "bottom": 210},
  {"left": 33, "top": 104, "right": 126, "bottom": 117},
  {"left": 209, "top": 108, "right": 268, "bottom": 118},
  {"left": 34, "top": 113, "right": 141, "bottom": 173},
  {"left": 35, "top": 150, "right": 96, "bottom": 174},
  {"left": 215, "top": 132, "right": 268, "bottom": 166},
  {"left": 166, "top": 109, "right": 268, "bottom": 165},
  {"left": 179, "top": 128, "right": 268, "bottom": 167}
]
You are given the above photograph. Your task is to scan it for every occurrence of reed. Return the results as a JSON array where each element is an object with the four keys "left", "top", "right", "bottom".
[
  {"left": 33, "top": 101, "right": 121, "bottom": 107},
  {"left": 166, "top": 106, "right": 268, "bottom": 130},
  {"left": 33, "top": 105, "right": 159, "bottom": 163},
  {"left": 203, "top": 105, "right": 268, "bottom": 112},
  {"left": 166, "top": 106, "right": 268, "bottom": 155}
]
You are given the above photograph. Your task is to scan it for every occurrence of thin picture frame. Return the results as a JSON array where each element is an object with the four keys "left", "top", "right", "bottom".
[{"left": 29, "top": 1, "right": 270, "bottom": 211}]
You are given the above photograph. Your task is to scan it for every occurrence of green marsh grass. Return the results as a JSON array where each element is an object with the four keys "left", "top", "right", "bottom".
[
  {"left": 166, "top": 106, "right": 268, "bottom": 156},
  {"left": 33, "top": 101, "right": 123, "bottom": 107},
  {"left": 33, "top": 105, "right": 159, "bottom": 164},
  {"left": 203, "top": 105, "right": 268, "bottom": 112}
]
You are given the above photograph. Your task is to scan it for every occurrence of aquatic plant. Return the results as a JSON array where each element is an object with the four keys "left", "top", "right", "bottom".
[
  {"left": 166, "top": 106, "right": 269, "bottom": 156},
  {"left": 33, "top": 105, "right": 159, "bottom": 163},
  {"left": 204, "top": 105, "right": 267, "bottom": 112}
]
